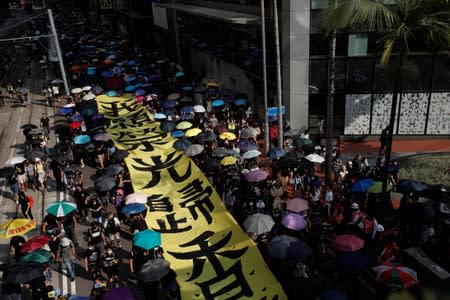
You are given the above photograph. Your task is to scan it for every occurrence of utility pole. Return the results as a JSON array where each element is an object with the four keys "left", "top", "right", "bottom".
[
  {"left": 47, "top": 9, "right": 69, "bottom": 96},
  {"left": 273, "top": 0, "right": 283, "bottom": 148},
  {"left": 261, "top": 0, "right": 269, "bottom": 152}
]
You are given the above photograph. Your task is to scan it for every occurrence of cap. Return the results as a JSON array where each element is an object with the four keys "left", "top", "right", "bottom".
[
  {"left": 351, "top": 202, "right": 359, "bottom": 210},
  {"left": 35, "top": 157, "right": 41, "bottom": 162}
]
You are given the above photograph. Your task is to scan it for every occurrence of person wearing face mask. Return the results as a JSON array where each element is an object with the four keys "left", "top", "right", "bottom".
[
  {"left": 84, "top": 241, "right": 101, "bottom": 280},
  {"left": 102, "top": 244, "right": 120, "bottom": 288},
  {"left": 59, "top": 234, "right": 76, "bottom": 281}
]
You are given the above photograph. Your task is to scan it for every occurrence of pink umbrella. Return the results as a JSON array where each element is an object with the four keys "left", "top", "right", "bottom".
[
  {"left": 245, "top": 169, "right": 269, "bottom": 183},
  {"left": 281, "top": 213, "right": 307, "bottom": 231},
  {"left": 125, "top": 193, "right": 148, "bottom": 205},
  {"left": 332, "top": 234, "right": 364, "bottom": 252},
  {"left": 286, "top": 198, "right": 309, "bottom": 213},
  {"left": 135, "top": 95, "right": 146, "bottom": 103}
]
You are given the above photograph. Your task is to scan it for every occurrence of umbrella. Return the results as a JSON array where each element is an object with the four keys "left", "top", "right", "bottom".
[
  {"left": 350, "top": 178, "right": 375, "bottom": 193},
  {"left": 0, "top": 167, "right": 15, "bottom": 178},
  {"left": 83, "top": 92, "right": 96, "bottom": 101},
  {"left": 46, "top": 200, "right": 77, "bottom": 217},
  {"left": 100, "top": 288, "right": 140, "bottom": 300},
  {"left": 160, "top": 120, "right": 176, "bottom": 132},
  {"left": 106, "top": 90, "right": 118, "bottom": 97},
  {"left": 134, "top": 89, "right": 145, "bottom": 97},
  {"left": 20, "top": 123, "right": 38, "bottom": 130},
  {"left": 162, "top": 99, "right": 177, "bottom": 109},
  {"left": 58, "top": 107, "right": 74, "bottom": 115},
  {"left": 71, "top": 87, "right": 83, "bottom": 94},
  {"left": 286, "top": 198, "right": 309, "bottom": 213},
  {"left": 185, "top": 128, "right": 202, "bottom": 137},
  {"left": 240, "top": 127, "right": 259, "bottom": 139},
  {"left": 204, "top": 158, "right": 221, "bottom": 173},
  {"left": 153, "top": 113, "right": 167, "bottom": 120},
  {"left": 305, "top": 153, "right": 325, "bottom": 163},
  {"left": 81, "top": 103, "right": 97, "bottom": 116},
  {"left": 54, "top": 124, "right": 71, "bottom": 136},
  {"left": 236, "top": 140, "right": 258, "bottom": 152},
  {"left": 289, "top": 240, "right": 314, "bottom": 264},
  {"left": 171, "top": 130, "right": 184, "bottom": 138},
  {"left": 175, "top": 71, "right": 184, "bottom": 78},
  {"left": 368, "top": 181, "right": 393, "bottom": 194},
  {"left": 242, "top": 150, "right": 261, "bottom": 160},
  {"left": 181, "top": 106, "right": 194, "bottom": 114},
  {"left": 94, "top": 175, "right": 116, "bottom": 192},
  {"left": 281, "top": 213, "right": 308, "bottom": 231},
  {"left": 193, "top": 104, "right": 206, "bottom": 113},
  {"left": 106, "top": 164, "right": 124, "bottom": 176},
  {"left": 284, "top": 129, "right": 301, "bottom": 137},
  {"left": 267, "top": 234, "right": 299, "bottom": 260},
  {"left": 94, "top": 132, "right": 112, "bottom": 142},
  {"left": 418, "top": 184, "right": 450, "bottom": 201},
  {"left": 196, "top": 131, "right": 217, "bottom": 143},
  {"left": 243, "top": 213, "right": 275, "bottom": 235},
  {"left": 28, "top": 128, "right": 42, "bottom": 136},
  {"left": 125, "top": 75, "right": 137, "bottom": 82},
  {"left": 173, "top": 138, "right": 192, "bottom": 151},
  {"left": 221, "top": 156, "right": 238, "bottom": 166},
  {"left": 219, "top": 132, "right": 236, "bottom": 140},
  {"left": 51, "top": 79, "right": 64, "bottom": 84},
  {"left": 21, "top": 249, "right": 52, "bottom": 264},
  {"left": 92, "top": 114, "right": 104, "bottom": 121},
  {"left": 182, "top": 85, "right": 193, "bottom": 92},
  {"left": 167, "top": 93, "right": 180, "bottom": 100},
  {"left": 133, "top": 229, "right": 161, "bottom": 250},
  {"left": 0, "top": 219, "right": 36, "bottom": 238},
  {"left": 69, "top": 114, "right": 84, "bottom": 122},
  {"left": 125, "top": 193, "right": 148, "bottom": 205},
  {"left": 101, "top": 70, "right": 112, "bottom": 78},
  {"left": 73, "top": 135, "right": 91, "bottom": 145},
  {"left": 184, "top": 144, "right": 204, "bottom": 157},
  {"left": 372, "top": 262, "right": 419, "bottom": 290},
  {"left": 211, "top": 99, "right": 225, "bottom": 107},
  {"left": 266, "top": 148, "right": 286, "bottom": 159},
  {"left": 25, "top": 149, "right": 45, "bottom": 162},
  {"left": 5, "top": 156, "right": 26, "bottom": 165},
  {"left": 7, "top": 262, "right": 45, "bottom": 284},
  {"left": 296, "top": 138, "right": 313, "bottom": 149},
  {"left": 212, "top": 147, "right": 233, "bottom": 158},
  {"left": 112, "top": 150, "right": 129, "bottom": 162},
  {"left": 82, "top": 85, "right": 92, "bottom": 92},
  {"left": 138, "top": 258, "right": 170, "bottom": 283},
  {"left": 332, "top": 234, "right": 364, "bottom": 252},
  {"left": 125, "top": 85, "right": 136, "bottom": 92},
  {"left": 70, "top": 121, "right": 82, "bottom": 129},
  {"left": 176, "top": 121, "right": 193, "bottom": 130},
  {"left": 92, "top": 86, "right": 104, "bottom": 95},
  {"left": 234, "top": 98, "right": 247, "bottom": 106},
  {"left": 396, "top": 179, "right": 428, "bottom": 194},
  {"left": 121, "top": 203, "right": 146, "bottom": 215},
  {"left": 21, "top": 235, "right": 51, "bottom": 254},
  {"left": 245, "top": 169, "right": 268, "bottom": 183},
  {"left": 335, "top": 251, "right": 369, "bottom": 272}
]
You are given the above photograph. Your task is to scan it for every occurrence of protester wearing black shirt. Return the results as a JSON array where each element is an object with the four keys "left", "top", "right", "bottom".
[
  {"left": 18, "top": 188, "right": 33, "bottom": 219},
  {"left": 72, "top": 184, "right": 88, "bottom": 220},
  {"left": 84, "top": 241, "right": 101, "bottom": 279},
  {"left": 62, "top": 212, "right": 77, "bottom": 246}
]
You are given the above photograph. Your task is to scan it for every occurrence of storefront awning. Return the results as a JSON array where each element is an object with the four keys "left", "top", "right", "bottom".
[{"left": 158, "top": 3, "right": 260, "bottom": 24}]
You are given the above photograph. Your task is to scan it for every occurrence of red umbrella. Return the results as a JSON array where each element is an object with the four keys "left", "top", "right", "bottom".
[
  {"left": 21, "top": 235, "right": 50, "bottom": 254},
  {"left": 70, "top": 121, "right": 82, "bottom": 129},
  {"left": 332, "top": 234, "right": 364, "bottom": 252},
  {"left": 286, "top": 198, "right": 309, "bottom": 213}
]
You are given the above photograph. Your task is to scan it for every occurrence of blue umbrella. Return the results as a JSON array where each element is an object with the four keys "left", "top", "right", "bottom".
[
  {"left": 164, "top": 109, "right": 175, "bottom": 116},
  {"left": 211, "top": 99, "right": 225, "bottom": 107},
  {"left": 181, "top": 114, "right": 194, "bottom": 120},
  {"left": 266, "top": 148, "right": 287, "bottom": 159},
  {"left": 121, "top": 203, "right": 146, "bottom": 216},
  {"left": 133, "top": 229, "right": 161, "bottom": 250},
  {"left": 181, "top": 106, "right": 194, "bottom": 113},
  {"left": 69, "top": 114, "right": 84, "bottom": 122},
  {"left": 350, "top": 178, "right": 374, "bottom": 193},
  {"left": 125, "top": 85, "right": 135, "bottom": 92},
  {"left": 173, "top": 138, "right": 192, "bottom": 151},
  {"left": 124, "top": 75, "right": 136, "bottom": 82},
  {"left": 58, "top": 107, "right": 74, "bottom": 116},
  {"left": 73, "top": 135, "right": 91, "bottom": 145},
  {"left": 128, "top": 60, "right": 137, "bottom": 66},
  {"left": 234, "top": 98, "right": 247, "bottom": 106},
  {"left": 81, "top": 103, "right": 97, "bottom": 116},
  {"left": 182, "top": 86, "right": 193, "bottom": 92},
  {"left": 397, "top": 179, "right": 428, "bottom": 194},
  {"left": 237, "top": 140, "right": 259, "bottom": 152},
  {"left": 101, "top": 70, "right": 112, "bottom": 78},
  {"left": 148, "top": 75, "right": 160, "bottom": 82},
  {"left": 134, "top": 89, "right": 145, "bottom": 96},
  {"left": 86, "top": 69, "right": 96, "bottom": 76},
  {"left": 162, "top": 100, "right": 177, "bottom": 109},
  {"left": 171, "top": 130, "right": 184, "bottom": 138},
  {"left": 87, "top": 66, "right": 96, "bottom": 71},
  {"left": 175, "top": 71, "right": 184, "bottom": 78},
  {"left": 106, "top": 90, "right": 118, "bottom": 97}
]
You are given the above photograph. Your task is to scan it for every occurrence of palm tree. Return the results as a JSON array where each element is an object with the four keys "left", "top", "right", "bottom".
[{"left": 321, "top": 0, "right": 450, "bottom": 196}]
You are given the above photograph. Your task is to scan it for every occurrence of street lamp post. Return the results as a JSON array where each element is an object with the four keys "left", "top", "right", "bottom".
[
  {"left": 261, "top": 0, "right": 269, "bottom": 152},
  {"left": 273, "top": 0, "right": 283, "bottom": 148}
]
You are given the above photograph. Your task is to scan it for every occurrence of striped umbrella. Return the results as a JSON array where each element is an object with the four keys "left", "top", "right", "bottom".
[
  {"left": 372, "top": 262, "right": 419, "bottom": 290},
  {"left": 46, "top": 200, "right": 77, "bottom": 217}
]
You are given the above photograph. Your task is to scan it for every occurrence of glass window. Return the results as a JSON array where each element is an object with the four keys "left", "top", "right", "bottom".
[
  {"left": 432, "top": 55, "right": 450, "bottom": 91},
  {"left": 310, "top": 59, "right": 328, "bottom": 94},
  {"left": 335, "top": 59, "right": 346, "bottom": 92},
  {"left": 347, "top": 58, "right": 374, "bottom": 93},
  {"left": 374, "top": 57, "right": 399, "bottom": 92},
  {"left": 310, "top": 10, "right": 322, "bottom": 34},
  {"left": 401, "top": 55, "right": 432, "bottom": 92},
  {"left": 311, "top": 0, "right": 329, "bottom": 9},
  {"left": 348, "top": 34, "right": 368, "bottom": 57}
]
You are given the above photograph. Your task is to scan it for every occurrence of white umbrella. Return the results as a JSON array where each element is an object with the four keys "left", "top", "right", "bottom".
[
  {"left": 243, "top": 213, "right": 275, "bottom": 235},
  {"left": 193, "top": 105, "right": 206, "bottom": 113},
  {"left": 82, "top": 85, "right": 92, "bottom": 92},
  {"left": 184, "top": 144, "right": 204, "bottom": 157},
  {"left": 63, "top": 103, "right": 76, "bottom": 108},
  {"left": 5, "top": 156, "right": 26, "bottom": 165},
  {"left": 167, "top": 93, "right": 180, "bottom": 100},
  {"left": 305, "top": 153, "right": 325, "bottom": 163},
  {"left": 242, "top": 150, "right": 261, "bottom": 160},
  {"left": 83, "top": 92, "right": 96, "bottom": 101},
  {"left": 71, "top": 87, "right": 83, "bottom": 94}
]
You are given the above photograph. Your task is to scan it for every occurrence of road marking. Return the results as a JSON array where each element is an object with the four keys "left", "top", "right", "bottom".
[
  {"left": 70, "top": 275, "right": 77, "bottom": 294},
  {"left": 62, "top": 265, "right": 68, "bottom": 296},
  {"left": 16, "top": 115, "right": 23, "bottom": 132},
  {"left": 0, "top": 181, "right": 6, "bottom": 209},
  {"left": 8, "top": 138, "right": 16, "bottom": 162}
]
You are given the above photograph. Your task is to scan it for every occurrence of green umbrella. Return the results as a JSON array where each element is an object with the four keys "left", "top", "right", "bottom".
[
  {"left": 21, "top": 249, "right": 52, "bottom": 264},
  {"left": 368, "top": 181, "right": 393, "bottom": 194},
  {"left": 46, "top": 200, "right": 77, "bottom": 217}
]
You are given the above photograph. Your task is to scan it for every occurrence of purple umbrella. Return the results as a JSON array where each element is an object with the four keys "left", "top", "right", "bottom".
[
  {"left": 162, "top": 99, "right": 177, "bottom": 109},
  {"left": 100, "top": 287, "right": 139, "bottom": 300},
  {"left": 282, "top": 213, "right": 307, "bottom": 231},
  {"left": 134, "top": 89, "right": 146, "bottom": 96},
  {"left": 91, "top": 114, "right": 104, "bottom": 121},
  {"left": 245, "top": 169, "right": 268, "bottom": 183}
]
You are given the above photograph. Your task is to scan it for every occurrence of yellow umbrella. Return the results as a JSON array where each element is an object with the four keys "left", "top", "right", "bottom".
[
  {"left": 185, "top": 128, "right": 202, "bottom": 137},
  {"left": 0, "top": 219, "right": 36, "bottom": 238},
  {"left": 221, "top": 156, "right": 238, "bottom": 166},
  {"left": 176, "top": 121, "right": 193, "bottom": 130},
  {"left": 219, "top": 132, "right": 237, "bottom": 140}
]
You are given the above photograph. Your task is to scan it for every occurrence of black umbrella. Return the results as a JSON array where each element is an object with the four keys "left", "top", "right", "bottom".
[
  {"left": 418, "top": 184, "right": 450, "bottom": 202},
  {"left": 173, "top": 139, "right": 191, "bottom": 152},
  {"left": 212, "top": 147, "right": 233, "bottom": 158},
  {"left": 54, "top": 124, "right": 71, "bottom": 136},
  {"left": 289, "top": 240, "right": 314, "bottom": 264},
  {"left": 196, "top": 131, "right": 216, "bottom": 143},
  {"left": 20, "top": 124, "right": 38, "bottom": 130},
  {"left": 94, "top": 175, "right": 116, "bottom": 192},
  {"left": 204, "top": 158, "right": 221, "bottom": 173},
  {"left": 51, "top": 152, "right": 71, "bottom": 162},
  {"left": 7, "top": 262, "right": 44, "bottom": 283},
  {"left": 25, "top": 149, "right": 46, "bottom": 161},
  {"left": 106, "top": 164, "right": 124, "bottom": 176},
  {"left": 0, "top": 167, "right": 15, "bottom": 178},
  {"left": 137, "top": 258, "right": 170, "bottom": 283},
  {"left": 112, "top": 150, "right": 129, "bottom": 162},
  {"left": 160, "top": 120, "right": 176, "bottom": 132},
  {"left": 396, "top": 179, "right": 428, "bottom": 194},
  {"left": 278, "top": 156, "right": 298, "bottom": 171}
]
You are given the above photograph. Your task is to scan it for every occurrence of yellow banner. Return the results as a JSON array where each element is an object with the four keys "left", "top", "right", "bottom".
[
  {"left": 97, "top": 94, "right": 286, "bottom": 300},
  {"left": 99, "top": 0, "right": 113, "bottom": 10}
]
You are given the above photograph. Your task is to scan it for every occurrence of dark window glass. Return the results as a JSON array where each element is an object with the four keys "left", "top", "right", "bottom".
[
  {"left": 432, "top": 55, "right": 450, "bottom": 91},
  {"left": 374, "top": 57, "right": 399, "bottom": 92},
  {"left": 310, "top": 58, "right": 328, "bottom": 94},
  {"left": 347, "top": 58, "right": 374, "bottom": 93},
  {"left": 402, "top": 56, "right": 432, "bottom": 92}
]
